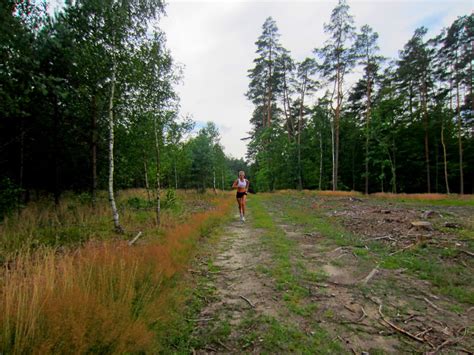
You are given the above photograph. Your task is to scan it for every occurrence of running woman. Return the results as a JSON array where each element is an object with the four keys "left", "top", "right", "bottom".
[{"left": 232, "top": 171, "right": 249, "bottom": 222}]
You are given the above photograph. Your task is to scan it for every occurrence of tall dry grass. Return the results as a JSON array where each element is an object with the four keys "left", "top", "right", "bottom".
[
  {"left": 371, "top": 192, "right": 474, "bottom": 201},
  {"left": 314, "top": 190, "right": 363, "bottom": 197},
  {"left": 0, "top": 189, "right": 225, "bottom": 258},
  {"left": 0, "top": 191, "right": 233, "bottom": 353}
]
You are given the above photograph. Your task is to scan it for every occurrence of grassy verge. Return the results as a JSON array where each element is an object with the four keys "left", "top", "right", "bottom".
[
  {"left": 0, "top": 189, "right": 217, "bottom": 260},
  {"left": 0, "top": 190, "right": 233, "bottom": 353}
]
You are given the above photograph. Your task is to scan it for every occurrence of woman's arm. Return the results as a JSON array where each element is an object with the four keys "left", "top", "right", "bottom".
[
  {"left": 232, "top": 179, "right": 238, "bottom": 189},
  {"left": 245, "top": 180, "right": 250, "bottom": 192}
]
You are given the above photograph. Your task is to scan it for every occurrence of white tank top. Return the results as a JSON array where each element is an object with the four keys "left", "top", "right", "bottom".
[{"left": 237, "top": 178, "right": 247, "bottom": 188}]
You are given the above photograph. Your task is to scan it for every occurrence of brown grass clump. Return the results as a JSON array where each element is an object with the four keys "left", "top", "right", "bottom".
[
  {"left": 0, "top": 192, "right": 233, "bottom": 353},
  {"left": 371, "top": 192, "right": 473, "bottom": 201}
]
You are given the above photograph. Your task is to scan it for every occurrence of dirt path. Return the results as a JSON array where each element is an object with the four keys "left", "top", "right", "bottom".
[
  {"left": 190, "top": 195, "right": 473, "bottom": 354},
  {"left": 191, "top": 211, "right": 289, "bottom": 353}
]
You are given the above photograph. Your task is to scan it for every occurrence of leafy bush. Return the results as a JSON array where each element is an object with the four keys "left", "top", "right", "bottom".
[
  {"left": 162, "top": 189, "right": 177, "bottom": 209},
  {"left": 125, "top": 197, "right": 153, "bottom": 210}
]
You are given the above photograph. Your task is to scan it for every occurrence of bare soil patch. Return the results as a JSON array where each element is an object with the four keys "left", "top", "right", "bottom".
[{"left": 321, "top": 197, "right": 473, "bottom": 253}]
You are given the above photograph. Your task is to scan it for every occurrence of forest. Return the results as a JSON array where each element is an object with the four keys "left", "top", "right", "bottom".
[
  {"left": 1, "top": 1, "right": 473, "bottom": 353},
  {"left": 245, "top": 5, "right": 473, "bottom": 194},
  {"left": 1, "top": 1, "right": 473, "bottom": 223},
  {"left": 0, "top": 0, "right": 246, "bottom": 222}
]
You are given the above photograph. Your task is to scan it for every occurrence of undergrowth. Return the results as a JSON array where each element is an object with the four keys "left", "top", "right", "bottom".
[{"left": 0, "top": 189, "right": 233, "bottom": 353}]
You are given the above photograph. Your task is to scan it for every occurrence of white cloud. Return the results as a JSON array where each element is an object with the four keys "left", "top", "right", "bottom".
[{"left": 161, "top": 0, "right": 472, "bottom": 159}]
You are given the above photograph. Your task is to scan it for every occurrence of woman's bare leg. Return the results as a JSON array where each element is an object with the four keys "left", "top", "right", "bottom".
[
  {"left": 237, "top": 198, "right": 242, "bottom": 216},
  {"left": 241, "top": 196, "right": 246, "bottom": 218}
]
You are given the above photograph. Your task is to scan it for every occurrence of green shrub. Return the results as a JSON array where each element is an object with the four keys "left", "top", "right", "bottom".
[{"left": 0, "top": 177, "right": 22, "bottom": 220}]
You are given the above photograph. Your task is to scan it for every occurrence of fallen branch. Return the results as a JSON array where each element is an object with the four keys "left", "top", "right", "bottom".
[
  {"left": 415, "top": 328, "right": 432, "bottom": 338},
  {"left": 355, "top": 306, "right": 367, "bottom": 322},
  {"left": 423, "top": 297, "right": 445, "bottom": 313},
  {"left": 434, "top": 338, "right": 458, "bottom": 353},
  {"left": 240, "top": 295, "right": 255, "bottom": 308},
  {"left": 403, "top": 314, "right": 418, "bottom": 324},
  {"left": 217, "top": 340, "right": 231, "bottom": 351},
  {"left": 361, "top": 266, "right": 379, "bottom": 285},
  {"left": 378, "top": 304, "right": 425, "bottom": 343},
  {"left": 459, "top": 250, "right": 474, "bottom": 258},
  {"left": 372, "top": 235, "right": 396, "bottom": 241},
  {"left": 128, "top": 231, "right": 143, "bottom": 246}
]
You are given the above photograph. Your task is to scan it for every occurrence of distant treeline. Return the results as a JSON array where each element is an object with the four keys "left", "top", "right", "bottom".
[
  {"left": 0, "top": 1, "right": 246, "bottom": 214},
  {"left": 246, "top": 1, "right": 473, "bottom": 194}
]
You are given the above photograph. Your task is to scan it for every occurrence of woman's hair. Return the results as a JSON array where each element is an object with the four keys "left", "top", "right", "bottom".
[{"left": 239, "top": 171, "right": 245, "bottom": 176}]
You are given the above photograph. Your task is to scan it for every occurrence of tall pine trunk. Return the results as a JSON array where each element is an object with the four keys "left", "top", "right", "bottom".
[
  {"left": 364, "top": 72, "right": 371, "bottom": 195},
  {"left": 53, "top": 94, "right": 61, "bottom": 206},
  {"left": 456, "top": 79, "right": 464, "bottom": 194},
  {"left": 174, "top": 159, "right": 178, "bottom": 190},
  {"left": 91, "top": 94, "right": 98, "bottom": 206},
  {"left": 267, "top": 45, "right": 273, "bottom": 127},
  {"left": 297, "top": 83, "right": 306, "bottom": 191},
  {"left": 422, "top": 82, "right": 431, "bottom": 193},
  {"left": 441, "top": 120, "right": 450, "bottom": 194},
  {"left": 331, "top": 117, "right": 335, "bottom": 191},
  {"left": 332, "top": 63, "right": 342, "bottom": 191},
  {"left": 319, "top": 130, "right": 323, "bottom": 190},
  {"left": 19, "top": 118, "right": 25, "bottom": 192},
  {"left": 18, "top": 118, "right": 25, "bottom": 208},
  {"left": 107, "top": 62, "right": 123, "bottom": 233},
  {"left": 282, "top": 71, "right": 292, "bottom": 141}
]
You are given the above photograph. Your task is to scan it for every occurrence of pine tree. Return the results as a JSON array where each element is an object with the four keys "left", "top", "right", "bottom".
[
  {"left": 397, "top": 27, "right": 434, "bottom": 193},
  {"left": 315, "top": 0, "right": 356, "bottom": 191},
  {"left": 354, "top": 24, "right": 384, "bottom": 194}
]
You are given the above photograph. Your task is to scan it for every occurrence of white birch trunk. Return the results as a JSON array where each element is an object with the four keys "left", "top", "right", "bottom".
[
  {"left": 144, "top": 153, "right": 151, "bottom": 202},
  {"left": 108, "top": 62, "right": 123, "bottom": 233},
  {"left": 154, "top": 115, "right": 161, "bottom": 226}
]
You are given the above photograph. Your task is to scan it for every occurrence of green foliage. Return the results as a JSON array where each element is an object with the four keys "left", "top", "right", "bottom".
[
  {"left": 246, "top": 8, "right": 473, "bottom": 194},
  {"left": 162, "top": 189, "right": 177, "bottom": 209},
  {"left": 125, "top": 197, "right": 153, "bottom": 210},
  {"left": 0, "top": 177, "right": 22, "bottom": 220}
]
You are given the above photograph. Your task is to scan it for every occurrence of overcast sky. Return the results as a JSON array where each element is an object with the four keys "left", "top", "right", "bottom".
[{"left": 161, "top": 0, "right": 471, "bottom": 159}]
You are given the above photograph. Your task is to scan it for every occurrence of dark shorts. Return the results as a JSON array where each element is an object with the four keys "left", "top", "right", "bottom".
[{"left": 236, "top": 191, "right": 247, "bottom": 199}]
